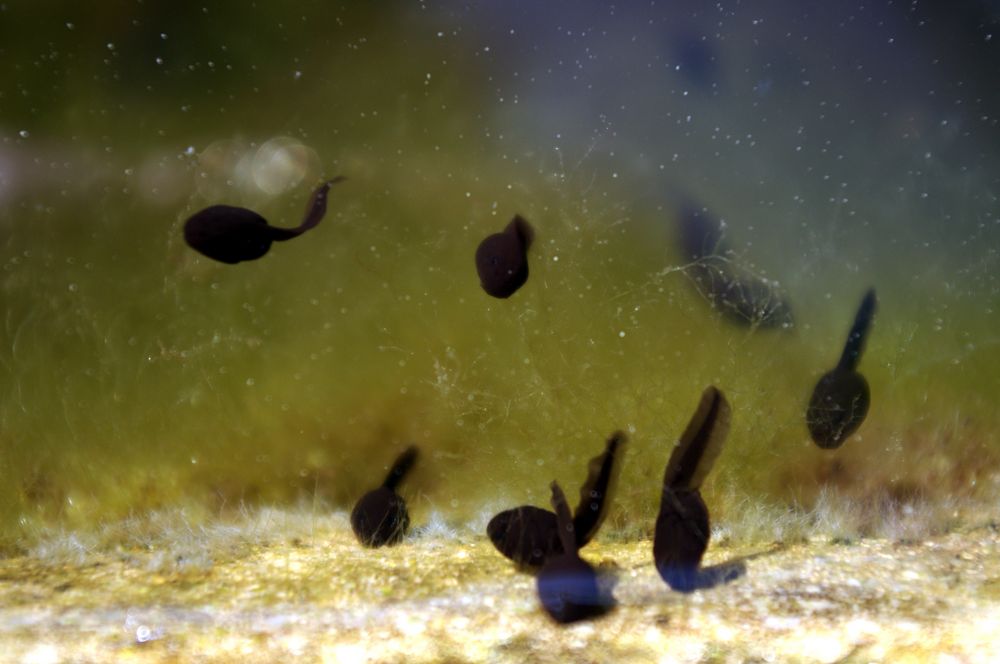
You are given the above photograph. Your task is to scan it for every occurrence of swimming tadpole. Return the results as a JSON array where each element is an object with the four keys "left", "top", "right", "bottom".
[
  {"left": 487, "top": 431, "right": 627, "bottom": 568},
  {"left": 676, "top": 202, "right": 794, "bottom": 329},
  {"left": 183, "top": 176, "right": 346, "bottom": 264},
  {"left": 653, "top": 386, "right": 732, "bottom": 592},
  {"left": 806, "top": 288, "right": 878, "bottom": 449},
  {"left": 350, "top": 446, "right": 419, "bottom": 547},
  {"left": 536, "top": 481, "right": 616, "bottom": 624},
  {"left": 475, "top": 215, "right": 534, "bottom": 298}
]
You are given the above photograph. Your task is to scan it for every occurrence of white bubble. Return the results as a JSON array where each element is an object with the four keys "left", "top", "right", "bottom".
[{"left": 251, "top": 136, "right": 318, "bottom": 195}]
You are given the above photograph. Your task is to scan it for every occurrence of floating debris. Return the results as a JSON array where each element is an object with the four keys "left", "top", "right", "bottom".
[
  {"left": 654, "top": 386, "right": 733, "bottom": 592},
  {"left": 536, "top": 481, "right": 616, "bottom": 623},
  {"left": 350, "top": 446, "right": 418, "bottom": 547},
  {"left": 475, "top": 214, "right": 534, "bottom": 298},
  {"left": 183, "top": 176, "right": 345, "bottom": 264},
  {"left": 676, "top": 202, "right": 793, "bottom": 328},
  {"left": 487, "top": 431, "right": 627, "bottom": 568},
  {"left": 807, "top": 289, "right": 878, "bottom": 449}
]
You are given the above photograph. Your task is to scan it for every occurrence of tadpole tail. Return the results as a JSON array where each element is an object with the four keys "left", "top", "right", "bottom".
[
  {"left": 504, "top": 214, "right": 535, "bottom": 250},
  {"left": 663, "top": 386, "right": 731, "bottom": 491},
  {"left": 550, "top": 481, "right": 577, "bottom": 555},
  {"left": 271, "top": 176, "right": 347, "bottom": 241},
  {"left": 572, "top": 431, "right": 628, "bottom": 546},
  {"left": 836, "top": 288, "right": 877, "bottom": 371},
  {"left": 676, "top": 201, "right": 728, "bottom": 262},
  {"left": 382, "top": 446, "right": 419, "bottom": 491}
]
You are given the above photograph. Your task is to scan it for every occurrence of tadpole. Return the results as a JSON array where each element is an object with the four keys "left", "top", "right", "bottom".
[
  {"left": 653, "top": 386, "right": 732, "bottom": 592},
  {"left": 183, "top": 176, "right": 346, "bottom": 264},
  {"left": 536, "top": 481, "right": 616, "bottom": 624},
  {"left": 677, "top": 203, "right": 793, "bottom": 329},
  {"left": 350, "top": 446, "right": 418, "bottom": 547},
  {"left": 487, "top": 431, "right": 627, "bottom": 568},
  {"left": 806, "top": 288, "right": 877, "bottom": 449},
  {"left": 475, "top": 215, "right": 534, "bottom": 298}
]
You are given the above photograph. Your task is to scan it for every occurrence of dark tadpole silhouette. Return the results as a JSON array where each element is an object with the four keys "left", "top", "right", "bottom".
[
  {"left": 184, "top": 176, "right": 346, "bottom": 264},
  {"left": 807, "top": 289, "right": 878, "bottom": 449},
  {"left": 487, "top": 431, "right": 627, "bottom": 568},
  {"left": 350, "top": 446, "right": 419, "bottom": 547},
  {"left": 677, "top": 203, "right": 793, "bottom": 329},
  {"left": 653, "top": 386, "right": 732, "bottom": 592},
  {"left": 475, "top": 215, "right": 534, "bottom": 298},
  {"left": 536, "top": 481, "right": 616, "bottom": 623}
]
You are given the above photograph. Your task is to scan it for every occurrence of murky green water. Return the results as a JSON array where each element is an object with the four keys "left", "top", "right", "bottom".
[{"left": 1, "top": 2, "right": 998, "bottom": 553}]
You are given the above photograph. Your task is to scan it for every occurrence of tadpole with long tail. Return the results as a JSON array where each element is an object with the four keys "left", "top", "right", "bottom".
[
  {"left": 487, "top": 431, "right": 627, "bottom": 568},
  {"left": 654, "top": 386, "right": 732, "bottom": 592},
  {"left": 184, "top": 176, "right": 346, "bottom": 264},
  {"left": 475, "top": 215, "right": 534, "bottom": 298},
  {"left": 806, "top": 289, "right": 877, "bottom": 449},
  {"left": 350, "top": 446, "right": 419, "bottom": 547},
  {"left": 536, "top": 481, "right": 616, "bottom": 623}
]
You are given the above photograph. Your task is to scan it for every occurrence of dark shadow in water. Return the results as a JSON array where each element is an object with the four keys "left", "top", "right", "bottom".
[
  {"left": 653, "top": 386, "right": 734, "bottom": 593},
  {"left": 668, "top": 32, "right": 719, "bottom": 91},
  {"left": 183, "top": 176, "right": 345, "bottom": 264},
  {"left": 806, "top": 288, "right": 877, "bottom": 449},
  {"left": 475, "top": 215, "right": 534, "bottom": 298},
  {"left": 487, "top": 431, "right": 627, "bottom": 568},
  {"left": 536, "top": 481, "right": 616, "bottom": 624},
  {"left": 678, "top": 543, "right": 791, "bottom": 591},
  {"left": 350, "top": 446, "right": 418, "bottom": 547},
  {"left": 676, "top": 202, "right": 794, "bottom": 329}
]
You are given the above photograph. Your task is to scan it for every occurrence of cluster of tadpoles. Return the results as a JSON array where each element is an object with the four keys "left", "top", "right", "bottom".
[{"left": 183, "top": 179, "right": 879, "bottom": 623}]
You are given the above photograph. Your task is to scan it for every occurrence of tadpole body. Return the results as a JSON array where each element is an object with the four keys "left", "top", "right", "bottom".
[
  {"left": 350, "top": 446, "right": 419, "bottom": 547},
  {"left": 184, "top": 176, "right": 345, "bottom": 264},
  {"left": 487, "top": 431, "right": 627, "bottom": 568},
  {"left": 536, "top": 481, "right": 615, "bottom": 623},
  {"left": 653, "top": 386, "right": 731, "bottom": 592},
  {"left": 806, "top": 289, "right": 877, "bottom": 449},
  {"left": 677, "top": 203, "right": 793, "bottom": 329},
  {"left": 475, "top": 215, "right": 534, "bottom": 298}
]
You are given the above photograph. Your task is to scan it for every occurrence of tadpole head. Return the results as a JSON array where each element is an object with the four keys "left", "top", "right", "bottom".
[
  {"left": 350, "top": 486, "right": 410, "bottom": 547},
  {"left": 183, "top": 205, "right": 273, "bottom": 264},
  {"left": 536, "top": 551, "right": 615, "bottom": 623},
  {"left": 806, "top": 368, "right": 871, "bottom": 449},
  {"left": 475, "top": 216, "right": 533, "bottom": 298},
  {"left": 653, "top": 489, "right": 711, "bottom": 593},
  {"left": 686, "top": 261, "right": 794, "bottom": 329},
  {"left": 486, "top": 505, "right": 561, "bottom": 568}
]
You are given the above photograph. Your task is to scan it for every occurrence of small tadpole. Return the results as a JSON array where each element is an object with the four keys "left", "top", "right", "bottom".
[
  {"left": 654, "top": 386, "right": 735, "bottom": 592},
  {"left": 487, "top": 431, "right": 627, "bottom": 568},
  {"left": 806, "top": 288, "right": 877, "bottom": 449},
  {"left": 183, "top": 176, "right": 346, "bottom": 264},
  {"left": 475, "top": 215, "right": 534, "bottom": 298},
  {"left": 675, "top": 201, "right": 794, "bottom": 329},
  {"left": 350, "top": 446, "right": 418, "bottom": 548},
  {"left": 536, "top": 481, "right": 616, "bottom": 624}
]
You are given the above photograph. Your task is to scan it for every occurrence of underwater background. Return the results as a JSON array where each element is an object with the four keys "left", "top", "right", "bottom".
[{"left": 0, "top": 0, "right": 998, "bottom": 553}]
